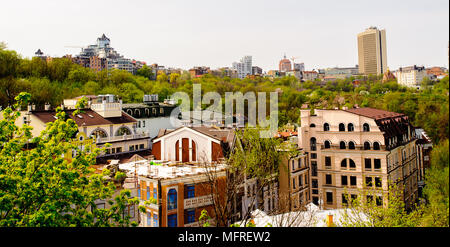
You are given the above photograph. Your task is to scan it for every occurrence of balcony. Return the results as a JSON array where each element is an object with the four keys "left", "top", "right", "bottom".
[
  {"left": 184, "top": 195, "right": 213, "bottom": 210},
  {"left": 96, "top": 133, "right": 150, "bottom": 144}
]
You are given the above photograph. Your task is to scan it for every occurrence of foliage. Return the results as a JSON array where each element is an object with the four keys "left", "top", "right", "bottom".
[
  {"left": 421, "top": 139, "right": 449, "bottom": 227},
  {"left": 0, "top": 92, "right": 138, "bottom": 226}
]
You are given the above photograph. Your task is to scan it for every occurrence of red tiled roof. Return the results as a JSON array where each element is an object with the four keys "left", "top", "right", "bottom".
[{"left": 344, "top": 107, "right": 405, "bottom": 120}]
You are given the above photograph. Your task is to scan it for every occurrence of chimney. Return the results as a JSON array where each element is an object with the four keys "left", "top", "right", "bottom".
[
  {"left": 326, "top": 214, "right": 334, "bottom": 227},
  {"left": 44, "top": 103, "right": 51, "bottom": 111}
]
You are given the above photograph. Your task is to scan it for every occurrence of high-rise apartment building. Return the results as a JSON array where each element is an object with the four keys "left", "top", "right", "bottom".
[
  {"left": 232, "top": 56, "right": 252, "bottom": 79},
  {"left": 357, "top": 27, "right": 387, "bottom": 75}
]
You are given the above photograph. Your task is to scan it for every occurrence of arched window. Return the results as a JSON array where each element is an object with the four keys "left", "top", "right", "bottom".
[
  {"left": 339, "top": 123, "right": 345, "bottom": 132},
  {"left": 348, "top": 141, "right": 355, "bottom": 150},
  {"left": 324, "top": 140, "right": 331, "bottom": 149},
  {"left": 341, "top": 159, "right": 347, "bottom": 168},
  {"left": 348, "top": 123, "right": 354, "bottom": 132},
  {"left": 310, "top": 123, "right": 316, "bottom": 128},
  {"left": 349, "top": 159, "right": 356, "bottom": 168},
  {"left": 340, "top": 141, "right": 346, "bottom": 149},
  {"left": 168, "top": 189, "right": 177, "bottom": 210},
  {"left": 323, "top": 123, "right": 330, "bottom": 131},
  {"left": 373, "top": 142, "right": 380, "bottom": 150},
  {"left": 310, "top": 137, "right": 317, "bottom": 151},
  {"left": 364, "top": 141, "right": 371, "bottom": 150},
  {"left": 90, "top": 128, "right": 108, "bottom": 138},
  {"left": 115, "top": 126, "right": 132, "bottom": 136},
  {"left": 363, "top": 123, "right": 370, "bottom": 132}
]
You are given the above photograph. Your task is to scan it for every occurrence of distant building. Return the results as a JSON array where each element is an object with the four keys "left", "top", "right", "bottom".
[
  {"left": 189, "top": 66, "right": 210, "bottom": 78},
  {"left": 394, "top": 65, "right": 428, "bottom": 89},
  {"left": 357, "top": 27, "right": 387, "bottom": 75},
  {"left": 302, "top": 71, "right": 318, "bottom": 81},
  {"left": 232, "top": 56, "right": 252, "bottom": 79},
  {"left": 324, "top": 66, "right": 359, "bottom": 79},
  {"left": 293, "top": 63, "right": 305, "bottom": 72},
  {"left": 252, "top": 66, "right": 263, "bottom": 75},
  {"left": 279, "top": 55, "right": 292, "bottom": 72},
  {"left": 74, "top": 34, "right": 136, "bottom": 74},
  {"left": 426, "top": 66, "right": 448, "bottom": 78}
]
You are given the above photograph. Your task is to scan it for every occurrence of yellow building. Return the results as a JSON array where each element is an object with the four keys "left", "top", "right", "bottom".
[{"left": 357, "top": 27, "right": 387, "bottom": 75}]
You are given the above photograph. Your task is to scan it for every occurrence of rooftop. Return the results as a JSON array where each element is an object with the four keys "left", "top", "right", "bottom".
[
  {"left": 32, "top": 109, "right": 136, "bottom": 126},
  {"left": 344, "top": 107, "right": 405, "bottom": 120}
]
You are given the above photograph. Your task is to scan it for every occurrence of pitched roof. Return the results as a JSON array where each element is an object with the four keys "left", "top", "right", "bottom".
[
  {"left": 32, "top": 109, "right": 136, "bottom": 127},
  {"left": 344, "top": 107, "right": 405, "bottom": 120},
  {"left": 155, "top": 126, "right": 235, "bottom": 145}
]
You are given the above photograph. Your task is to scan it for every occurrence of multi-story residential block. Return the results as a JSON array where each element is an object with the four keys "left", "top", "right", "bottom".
[
  {"left": 252, "top": 66, "right": 263, "bottom": 75},
  {"left": 18, "top": 94, "right": 151, "bottom": 160},
  {"left": 298, "top": 107, "right": 424, "bottom": 210},
  {"left": 324, "top": 65, "right": 359, "bottom": 79},
  {"left": 279, "top": 55, "right": 292, "bottom": 72},
  {"left": 394, "top": 65, "right": 429, "bottom": 89},
  {"left": 357, "top": 27, "right": 387, "bottom": 75},
  {"left": 293, "top": 63, "right": 305, "bottom": 72},
  {"left": 118, "top": 159, "right": 227, "bottom": 227},
  {"left": 232, "top": 56, "right": 252, "bottom": 79},
  {"left": 122, "top": 95, "right": 178, "bottom": 140}
]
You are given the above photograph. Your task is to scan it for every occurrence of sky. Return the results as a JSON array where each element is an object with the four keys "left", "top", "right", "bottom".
[{"left": 1, "top": 0, "right": 449, "bottom": 71}]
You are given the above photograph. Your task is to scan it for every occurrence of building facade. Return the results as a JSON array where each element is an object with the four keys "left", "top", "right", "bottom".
[
  {"left": 395, "top": 65, "right": 428, "bottom": 89},
  {"left": 298, "top": 107, "right": 422, "bottom": 210},
  {"left": 279, "top": 55, "right": 292, "bottom": 72},
  {"left": 232, "top": 56, "right": 252, "bottom": 79},
  {"left": 357, "top": 27, "right": 387, "bottom": 75}
]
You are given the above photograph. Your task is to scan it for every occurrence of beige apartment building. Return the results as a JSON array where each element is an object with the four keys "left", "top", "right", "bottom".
[
  {"left": 357, "top": 27, "right": 387, "bottom": 75},
  {"left": 298, "top": 107, "right": 421, "bottom": 210}
]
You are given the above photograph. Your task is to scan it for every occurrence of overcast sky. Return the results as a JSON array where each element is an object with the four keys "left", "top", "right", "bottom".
[{"left": 1, "top": 0, "right": 448, "bottom": 71}]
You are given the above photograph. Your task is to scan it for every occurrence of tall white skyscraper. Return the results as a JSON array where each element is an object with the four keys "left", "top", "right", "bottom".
[{"left": 232, "top": 55, "right": 252, "bottom": 79}]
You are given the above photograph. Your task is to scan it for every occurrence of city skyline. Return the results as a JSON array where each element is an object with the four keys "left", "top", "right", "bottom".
[{"left": 1, "top": 0, "right": 448, "bottom": 71}]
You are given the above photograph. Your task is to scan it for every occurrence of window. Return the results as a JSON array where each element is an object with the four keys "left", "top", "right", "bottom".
[
  {"left": 168, "top": 214, "right": 177, "bottom": 227},
  {"left": 375, "top": 177, "right": 382, "bottom": 188},
  {"left": 364, "top": 142, "right": 371, "bottom": 150},
  {"left": 341, "top": 176, "right": 348, "bottom": 186},
  {"left": 348, "top": 123, "right": 354, "bottom": 132},
  {"left": 342, "top": 194, "right": 348, "bottom": 206},
  {"left": 365, "top": 177, "right": 373, "bottom": 187},
  {"left": 340, "top": 141, "right": 346, "bottom": 149},
  {"left": 168, "top": 189, "right": 177, "bottom": 210},
  {"left": 143, "top": 120, "right": 145, "bottom": 128},
  {"left": 116, "top": 147, "right": 122, "bottom": 153},
  {"left": 310, "top": 123, "right": 316, "bottom": 128},
  {"left": 293, "top": 178, "right": 296, "bottom": 189},
  {"left": 153, "top": 214, "right": 158, "bottom": 227},
  {"left": 129, "top": 145, "right": 135, "bottom": 152},
  {"left": 341, "top": 159, "right": 347, "bottom": 168},
  {"left": 339, "top": 123, "right": 345, "bottom": 132},
  {"left": 363, "top": 123, "right": 370, "bottom": 132},
  {"left": 310, "top": 137, "right": 317, "bottom": 151},
  {"left": 147, "top": 212, "right": 152, "bottom": 227},
  {"left": 147, "top": 186, "right": 150, "bottom": 200},
  {"left": 324, "top": 140, "right": 331, "bottom": 149},
  {"left": 367, "top": 195, "right": 374, "bottom": 204},
  {"left": 326, "top": 192, "right": 333, "bottom": 204},
  {"left": 299, "top": 175, "right": 303, "bottom": 187},
  {"left": 374, "top": 159, "right": 381, "bottom": 170},
  {"left": 311, "top": 153, "right": 317, "bottom": 159},
  {"left": 365, "top": 158, "right": 372, "bottom": 170},
  {"left": 312, "top": 179, "right": 318, "bottom": 188},
  {"left": 298, "top": 158, "right": 302, "bottom": 169},
  {"left": 291, "top": 159, "right": 295, "bottom": 170},
  {"left": 311, "top": 161, "right": 317, "bottom": 176},
  {"left": 373, "top": 142, "right": 380, "bottom": 150},
  {"left": 137, "top": 184, "right": 141, "bottom": 198},
  {"left": 349, "top": 159, "right": 356, "bottom": 169},
  {"left": 323, "top": 123, "right": 330, "bottom": 131},
  {"left": 326, "top": 174, "right": 332, "bottom": 185},
  {"left": 348, "top": 141, "right": 355, "bottom": 150},
  {"left": 153, "top": 188, "right": 157, "bottom": 199},
  {"left": 350, "top": 176, "right": 357, "bottom": 186},
  {"left": 376, "top": 196, "right": 383, "bottom": 206},
  {"left": 139, "top": 144, "right": 145, "bottom": 150},
  {"left": 186, "top": 210, "right": 195, "bottom": 224},
  {"left": 325, "top": 156, "right": 331, "bottom": 167}
]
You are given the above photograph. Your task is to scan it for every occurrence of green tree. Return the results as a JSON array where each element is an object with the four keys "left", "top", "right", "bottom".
[
  {"left": 0, "top": 92, "right": 138, "bottom": 226},
  {"left": 421, "top": 139, "right": 449, "bottom": 227}
]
